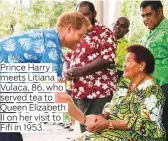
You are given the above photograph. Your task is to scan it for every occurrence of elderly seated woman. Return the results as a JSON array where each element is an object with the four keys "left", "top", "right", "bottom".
[{"left": 77, "top": 45, "right": 166, "bottom": 141}]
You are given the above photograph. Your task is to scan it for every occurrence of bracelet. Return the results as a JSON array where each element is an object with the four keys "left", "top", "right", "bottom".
[{"left": 108, "top": 121, "right": 114, "bottom": 130}]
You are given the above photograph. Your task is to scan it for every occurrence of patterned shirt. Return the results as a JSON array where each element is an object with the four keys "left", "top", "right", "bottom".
[
  {"left": 116, "top": 37, "right": 129, "bottom": 71},
  {"left": 141, "top": 18, "right": 168, "bottom": 86},
  {"left": 0, "top": 29, "right": 63, "bottom": 78},
  {"left": 65, "top": 22, "right": 117, "bottom": 99}
]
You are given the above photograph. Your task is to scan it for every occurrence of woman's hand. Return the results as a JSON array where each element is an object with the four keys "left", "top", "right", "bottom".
[{"left": 86, "top": 117, "right": 110, "bottom": 132}]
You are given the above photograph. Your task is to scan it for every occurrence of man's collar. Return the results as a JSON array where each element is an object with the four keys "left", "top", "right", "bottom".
[{"left": 150, "top": 17, "right": 167, "bottom": 32}]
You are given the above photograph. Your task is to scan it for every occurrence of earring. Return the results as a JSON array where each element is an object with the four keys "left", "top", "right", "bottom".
[{"left": 140, "top": 68, "right": 144, "bottom": 72}]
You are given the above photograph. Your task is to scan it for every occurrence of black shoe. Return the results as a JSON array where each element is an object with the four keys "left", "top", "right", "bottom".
[
  {"left": 64, "top": 123, "right": 70, "bottom": 129},
  {"left": 57, "top": 122, "right": 64, "bottom": 126},
  {"left": 68, "top": 127, "right": 74, "bottom": 131}
]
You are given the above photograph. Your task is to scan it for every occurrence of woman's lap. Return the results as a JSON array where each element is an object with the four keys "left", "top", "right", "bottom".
[{"left": 76, "top": 130, "right": 164, "bottom": 141}]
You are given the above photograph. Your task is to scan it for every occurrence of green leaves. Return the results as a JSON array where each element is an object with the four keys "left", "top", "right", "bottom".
[{"left": 0, "top": 0, "right": 76, "bottom": 38}]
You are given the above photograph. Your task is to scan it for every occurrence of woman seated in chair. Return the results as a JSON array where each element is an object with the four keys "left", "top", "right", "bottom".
[{"left": 77, "top": 45, "right": 166, "bottom": 141}]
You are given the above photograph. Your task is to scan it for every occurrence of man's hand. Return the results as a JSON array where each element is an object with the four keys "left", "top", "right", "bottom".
[
  {"left": 84, "top": 115, "right": 97, "bottom": 126},
  {"left": 63, "top": 71, "right": 74, "bottom": 80},
  {"left": 67, "top": 67, "right": 85, "bottom": 77}
]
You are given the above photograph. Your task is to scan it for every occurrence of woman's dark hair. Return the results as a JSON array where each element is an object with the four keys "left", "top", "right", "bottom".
[
  {"left": 127, "top": 44, "right": 155, "bottom": 74},
  {"left": 140, "top": 0, "right": 163, "bottom": 11},
  {"left": 76, "top": 1, "right": 95, "bottom": 13}
]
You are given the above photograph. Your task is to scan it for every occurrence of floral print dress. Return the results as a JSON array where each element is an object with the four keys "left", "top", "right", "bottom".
[{"left": 77, "top": 79, "right": 166, "bottom": 141}]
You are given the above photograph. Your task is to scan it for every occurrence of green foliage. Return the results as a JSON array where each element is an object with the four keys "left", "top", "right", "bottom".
[
  {"left": 120, "top": 0, "right": 145, "bottom": 44},
  {"left": 1, "top": 0, "right": 167, "bottom": 41},
  {"left": 0, "top": 0, "right": 77, "bottom": 38},
  {"left": 120, "top": 0, "right": 168, "bottom": 45},
  {"left": 0, "top": 1, "right": 16, "bottom": 37},
  {"left": 22, "top": 0, "right": 51, "bottom": 30}
]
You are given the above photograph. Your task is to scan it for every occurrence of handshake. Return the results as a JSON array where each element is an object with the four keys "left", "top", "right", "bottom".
[{"left": 83, "top": 113, "right": 112, "bottom": 133}]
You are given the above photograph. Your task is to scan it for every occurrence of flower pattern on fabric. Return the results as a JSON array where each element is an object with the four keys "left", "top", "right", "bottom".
[
  {"left": 137, "top": 79, "right": 153, "bottom": 90},
  {"left": 117, "top": 87, "right": 127, "bottom": 97},
  {"left": 102, "top": 102, "right": 111, "bottom": 113},
  {"left": 76, "top": 79, "right": 166, "bottom": 141},
  {"left": 64, "top": 22, "right": 117, "bottom": 99},
  {"left": 144, "top": 95, "right": 157, "bottom": 110},
  {"left": 150, "top": 105, "right": 163, "bottom": 128},
  {"left": 141, "top": 18, "right": 168, "bottom": 86},
  {"left": 0, "top": 29, "right": 63, "bottom": 78}
]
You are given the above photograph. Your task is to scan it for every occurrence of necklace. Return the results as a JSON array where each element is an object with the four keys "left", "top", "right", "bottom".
[{"left": 127, "top": 75, "right": 147, "bottom": 95}]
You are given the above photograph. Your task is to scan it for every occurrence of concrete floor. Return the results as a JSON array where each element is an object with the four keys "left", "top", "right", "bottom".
[{"left": 22, "top": 122, "right": 81, "bottom": 141}]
